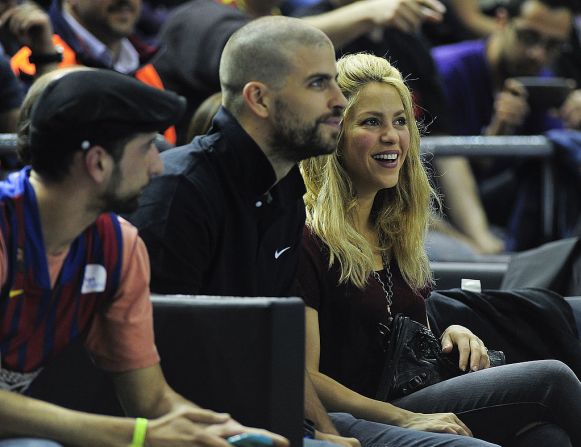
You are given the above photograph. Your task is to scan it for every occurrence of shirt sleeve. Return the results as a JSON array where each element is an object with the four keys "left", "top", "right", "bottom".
[{"left": 85, "top": 218, "right": 160, "bottom": 372}]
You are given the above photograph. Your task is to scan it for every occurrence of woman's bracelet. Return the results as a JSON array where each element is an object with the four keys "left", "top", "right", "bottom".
[{"left": 129, "top": 418, "right": 148, "bottom": 447}]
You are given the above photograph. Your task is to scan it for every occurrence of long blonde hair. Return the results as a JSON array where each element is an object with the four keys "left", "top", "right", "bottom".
[{"left": 301, "top": 53, "right": 437, "bottom": 290}]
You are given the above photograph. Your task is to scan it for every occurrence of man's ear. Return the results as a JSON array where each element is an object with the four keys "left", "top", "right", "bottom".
[
  {"left": 242, "top": 81, "right": 272, "bottom": 119},
  {"left": 83, "top": 145, "right": 112, "bottom": 184}
]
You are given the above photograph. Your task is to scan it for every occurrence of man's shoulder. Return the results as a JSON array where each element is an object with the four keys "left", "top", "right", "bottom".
[
  {"left": 117, "top": 216, "right": 139, "bottom": 241},
  {"left": 160, "top": 133, "right": 225, "bottom": 182},
  {"left": 128, "top": 136, "right": 230, "bottom": 230}
]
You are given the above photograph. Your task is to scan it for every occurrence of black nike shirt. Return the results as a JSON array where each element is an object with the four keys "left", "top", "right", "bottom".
[{"left": 127, "top": 107, "right": 306, "bottom": 297}]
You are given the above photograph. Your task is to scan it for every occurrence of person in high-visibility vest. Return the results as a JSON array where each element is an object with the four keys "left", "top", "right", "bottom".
[{"left": 6, "top": 0, "right": 177, "bottom": 145}]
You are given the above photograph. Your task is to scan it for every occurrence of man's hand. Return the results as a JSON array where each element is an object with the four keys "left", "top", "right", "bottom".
[
  {"left": 369, "top": 0, "right": 446, "bottom": 33},
  {"left": 0, "top": 1, "right": 55, "bottom": 54},
  {"left": 441, "top": 325, "right": 490, "bottom": 372},
  {"left": 560, "top": 89, "right": 581, "bottom": 129},
  {"left": 399, "top": 411, "right": 473, "bottom": 436},
  {"left": 147, "top": 407, "right": 289, "bottom": 447},
  {"left": 487, "top": 79, "right": 530, "bottom": 135},
  {"left": 315, "top": 430, "right": 361, "bottom": 447}
]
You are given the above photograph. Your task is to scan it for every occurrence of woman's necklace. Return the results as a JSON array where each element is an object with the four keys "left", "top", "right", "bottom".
[{"left": 372, "top": 251, "right": 393, "bottom": 319}]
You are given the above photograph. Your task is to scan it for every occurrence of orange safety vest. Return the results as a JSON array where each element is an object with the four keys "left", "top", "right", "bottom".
[{"left": 11, "top": 35, "right": 177, "bottom": 145}]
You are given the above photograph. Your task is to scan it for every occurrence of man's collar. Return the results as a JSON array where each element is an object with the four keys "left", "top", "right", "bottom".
[
  {"left": 208, "top": 107, "right": 306, "bottom": 206},
  {"left": 210, "top": 107, "right": 279, "bottom": 198}
]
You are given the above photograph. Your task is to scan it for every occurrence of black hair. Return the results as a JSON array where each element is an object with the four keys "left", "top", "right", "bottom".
[{"left": 30, "top": 133, "right": 132, "bottom": 183}]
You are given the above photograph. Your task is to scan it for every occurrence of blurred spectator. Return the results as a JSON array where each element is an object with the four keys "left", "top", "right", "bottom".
[
  {"left": 433, "top": 0, "right": 580, "bottom": 136},
  {"left": 423, "top": 0, "right": 521, "bottom": 45},
  {"left": 7, "top": 0, "right": 177, "bottom": 144},
  {"left": 432, "top": 0, "right": 581, "bottom": 250},
  {"left": 154, "top": 0, "right": 446, "bottom": 144}
]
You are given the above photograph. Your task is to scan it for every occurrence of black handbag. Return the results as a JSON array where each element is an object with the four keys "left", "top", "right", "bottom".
[{"left": 375, "top": 314, "right": 506, "bottom": 401}]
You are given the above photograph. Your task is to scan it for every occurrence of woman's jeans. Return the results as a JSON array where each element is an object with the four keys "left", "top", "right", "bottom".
[{"left": 392, "top": 360, "right": 579, "bottom": 447}]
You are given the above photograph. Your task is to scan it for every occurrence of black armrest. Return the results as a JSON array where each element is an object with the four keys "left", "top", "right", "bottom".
[
  {"left": 151, "top": 295, "right": 305, "bottom": 446},
  {"left": 431, "top": 262, "right": 508, "bottom": 290}
]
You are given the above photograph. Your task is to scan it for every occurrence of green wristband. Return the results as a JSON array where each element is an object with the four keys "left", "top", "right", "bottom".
[{"left": 129, "top": 418, "right": 148, "bottom": 447}]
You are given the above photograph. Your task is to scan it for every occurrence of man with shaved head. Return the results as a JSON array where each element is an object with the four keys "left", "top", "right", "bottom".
[{"left": 131, "top": 16, "right": 345, "bottom": 298}]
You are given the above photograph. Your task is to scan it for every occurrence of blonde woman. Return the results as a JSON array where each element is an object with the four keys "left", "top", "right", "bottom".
[{"left": 298, "top": 53, "right": 581, "bottom": 447}]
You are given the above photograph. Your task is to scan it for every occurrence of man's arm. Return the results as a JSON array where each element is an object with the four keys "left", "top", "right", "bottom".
[
  {"left": 449, "top": 0, "right": 497, "bottom": 38},
  {"left": 112, "top": 364, "right": 289, "bottom": 447},
  {"left": 0, "top": 371, "right": 284, "bottom": 447},
  {"left": 0, "top": 389, "right": 148, "bottom": 447},
  {"left": 434, "top": 157, "right": 504, "bottom": 254},
  {"left": 302, "top": 0, "right": 445, "bottom": 49}
]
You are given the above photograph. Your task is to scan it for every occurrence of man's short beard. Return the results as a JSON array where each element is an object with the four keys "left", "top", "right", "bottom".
[
  {"left": 269, "top": 99, "right": 338, "bottom": 163},
  {"left": 98, "top": 163, "right": 140, "bottom": 215},
  {"left": 100, "top": 191, "right": 140, "bottom": 215}
]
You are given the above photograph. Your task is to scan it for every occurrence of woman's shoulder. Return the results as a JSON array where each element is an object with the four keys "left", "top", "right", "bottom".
[
  {"left": 301, "top": 226, "right": 331, "bottom": 266},
  {"left": 302, "top": 225, "right": 324, "bottom": 248}
]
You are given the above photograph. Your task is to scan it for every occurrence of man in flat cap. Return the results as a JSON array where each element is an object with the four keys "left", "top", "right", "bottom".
[{"left": 0, "top": 68, "right": 287, "bottom": 447}]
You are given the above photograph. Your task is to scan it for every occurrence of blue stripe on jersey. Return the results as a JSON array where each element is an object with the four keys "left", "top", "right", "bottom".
[
  {"left": 110, "top": 214, "right": 123, "bottom": 289},
  {"left": 22, "top": 171, "right": 50, "bottom": 289},
  {"left": 0, "top": 168, "right": 123, "bottom": 373}
]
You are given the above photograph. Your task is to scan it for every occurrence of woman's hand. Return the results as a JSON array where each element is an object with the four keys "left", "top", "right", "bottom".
[
  {"left": 399, "top": 411, "right": 473, "bottom": 436},
  {"left": 441, "top": 325, "right": 490, "bottom": 372}
]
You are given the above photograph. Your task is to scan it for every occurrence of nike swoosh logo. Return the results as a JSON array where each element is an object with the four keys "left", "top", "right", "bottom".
[
  {"left": 274, "top": 246, "right": 291, "bottom": 259},
  {"left": 9, "top": 289, "right": 24, "bottom": 299}
]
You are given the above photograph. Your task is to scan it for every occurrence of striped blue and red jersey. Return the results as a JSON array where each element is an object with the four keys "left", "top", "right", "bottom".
[{"left": 0, "top": 168, "right": 123, "bottom": 373}]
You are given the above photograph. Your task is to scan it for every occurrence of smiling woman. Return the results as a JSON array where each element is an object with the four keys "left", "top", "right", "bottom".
[
  {"left": 340, "top": 82, "right": 410, "bottom": 204},
  {"left": 298, "top": 52, "right": 581, "bottom": 447}
]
